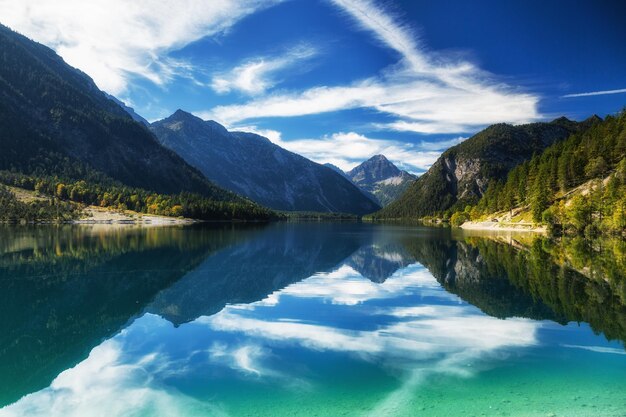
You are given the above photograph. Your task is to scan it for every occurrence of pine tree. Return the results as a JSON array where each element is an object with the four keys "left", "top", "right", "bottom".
[
  {"left": 531, "top": 166, "right": 550, "bottom": 222},
  {"left": 557, "top": 151, "right": 572, "bottom": 192}
]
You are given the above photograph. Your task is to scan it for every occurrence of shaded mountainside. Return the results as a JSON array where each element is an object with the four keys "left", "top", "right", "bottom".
[
  {"left": 346, "top": 155, "right": 416, "bottom": 206},
  {"left": 105, "top": 93, "right": 150, "bottom": 126},
  {"left": 151, "top": 110, "right": 380, "bottom": 215},
  {"left": 0, "top": 24, "right": 233, "bottom": 200},
  {"left": 374, "top": 117, "right": 592, "bottom": 219},
  {"left": 324, "top": 163, "right": 352, "bottom": 180}
]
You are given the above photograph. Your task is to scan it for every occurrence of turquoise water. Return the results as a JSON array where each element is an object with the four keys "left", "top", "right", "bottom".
[{"left": 0, "top": 223, "right": 624, "bottom": 416}]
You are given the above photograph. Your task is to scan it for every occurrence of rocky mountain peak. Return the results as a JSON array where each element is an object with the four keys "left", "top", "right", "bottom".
[
  {"left": 345, "top": 155, "right": 415, "bottom": 206},
  {"left": 348, "top": 154, "right": 402, "bottom": 184},
  {"left": 159, "top": 110, "right": 229, "bottom": 136}
]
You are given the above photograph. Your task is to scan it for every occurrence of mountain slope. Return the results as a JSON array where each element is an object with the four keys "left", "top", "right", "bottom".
[
  {"left": 324, "top": 163, "right": 352, "bottom": 180},
  {"left": 105, "top": 93, "right": 150, "bottom": 126},
  {"left": 468, "top": 110, "right": 626, "bottom": 233},
  {"left": 373, "top": 117, "right": 592, "bottom": 219},
  {"left": 0, "top": 24, "right": 232, "bottom": 200},
  {"left": 346, "top": 155, "right": 416, "bottom": 206},
  {"left": 151, "top": 111, "right": 381, "bottom": 215}
]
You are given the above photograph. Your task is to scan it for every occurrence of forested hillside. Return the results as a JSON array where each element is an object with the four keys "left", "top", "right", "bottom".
[
  {"left": 0, "top": 24, "right": 227, "bottom": 196},
  {"left": 456, "top": 110, "right": 626, "bottom": 234},
  {"left": 0, "top": 171, "right": 273, "bottom": 222},
  {"left": 0, "top": 185, "right": 79, "bottom": 222},
  {"left": 372, "top": 117, "right": 589, "bottom": 219},
  {"left": 0, "top": 24, "right": 272, "bottom": 221}
]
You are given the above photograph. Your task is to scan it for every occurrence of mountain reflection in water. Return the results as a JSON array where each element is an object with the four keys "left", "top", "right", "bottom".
[{"left": 0, "top": 223, "right": 624, "bottom": 416}]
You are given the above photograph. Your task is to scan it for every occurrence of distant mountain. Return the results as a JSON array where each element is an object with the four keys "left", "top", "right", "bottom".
[
  {"left": 151, "top": 110, "right": 381, "bottom": 215},
  {"left": 324, "top": 163, "right": 352, "bottom": 180},
  {"left": 346, "top": 155, "right": 416, "bottom": 206},
  {"left": 0, "top": 24, "right": 232, "bottom": 199},
  {"left": 105, "top": 93, "right": 150, "bottom": 126},
  {"left": 373, "top": 117, "right": 592, "bottom": 219}
]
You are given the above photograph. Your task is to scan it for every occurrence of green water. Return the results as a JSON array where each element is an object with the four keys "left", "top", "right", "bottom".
[{"left": 0, "top": 223, "right": 623, "bottom": 416}]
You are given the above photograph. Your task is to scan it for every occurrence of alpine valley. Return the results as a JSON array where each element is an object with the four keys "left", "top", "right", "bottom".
[{"left": 0, "top": 3, "right": 625, "bottom": 417}]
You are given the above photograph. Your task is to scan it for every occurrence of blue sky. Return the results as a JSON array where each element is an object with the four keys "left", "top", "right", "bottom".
[{"left": 1, "top": 0, "right": 625, "bottom": 173}]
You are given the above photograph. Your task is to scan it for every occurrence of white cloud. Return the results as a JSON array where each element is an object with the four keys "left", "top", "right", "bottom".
[
  {"left": 253, "top": 129, "right": 440, "bottom": 173},
  {"left": 206, "top": 71, "right": 539, "bottom": 134},
  {"left": 211, "top": 45, "right": 317, "bottom": 95},
  {"left": 417, "top": 136, "right": 466, "bottom": 151},
  {"left": 230, "top": 125, "right": 284, "bottom": 143},
  {"left": 204, "top": 79, "right": 383, "bottom": 122},
  {"left": 562, "top": 88, "right": 626, "bottom": 98},
  {"left": 0, "top": 0, "right": 284, "bottom": 94},
  {"left": 203, "top": 0, "right": 540, "bottom": 135},
  {"left": 328, "top": 0, "right": 428, "bottom": 73}
]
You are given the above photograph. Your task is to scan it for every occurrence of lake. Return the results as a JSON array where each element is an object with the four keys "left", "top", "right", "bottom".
[{"left": 0, "top": 223, "right": 624, "bottom": 416}]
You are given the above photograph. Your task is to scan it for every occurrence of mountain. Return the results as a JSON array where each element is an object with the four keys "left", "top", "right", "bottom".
[
  {"left": 346, "top": 155, "right": 416, "bottom": 206},
  {"left": 469, "top": 111, "right": 626, "bottom": 233},
  {"left": 324, "top": 163, "right": 352, "bottom": 180},
  {"left": 150, "top": 110, "right": 381, "bottom": 215},
  {"left": 373, "top": 117, "right": 592, "bottom": 219},
  {"left": 105, "top": 93, "right": 150, "bottom": 126},
  {"left": 0, "top": 24, "right": 233, "bottom": 199}
]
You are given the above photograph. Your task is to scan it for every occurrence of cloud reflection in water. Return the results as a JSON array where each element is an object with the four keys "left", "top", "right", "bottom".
[{"left": 0, "top": 261, "right": 539, "bottom": 416}]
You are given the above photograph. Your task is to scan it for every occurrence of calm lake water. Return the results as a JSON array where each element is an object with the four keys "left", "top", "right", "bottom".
[{"left": 0, "top": 223, "right": 624, "bottom": 416}]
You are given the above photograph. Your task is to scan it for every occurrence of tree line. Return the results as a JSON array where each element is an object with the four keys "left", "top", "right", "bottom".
[
  {"left": 0, "top": 185, "right": 79, "bottom": 222},
  {"left": 0, "top": 171, "right": 274, "bottom": 222},
  {"left": 451, "top": 110, "right": 626, "bottom": 235}
]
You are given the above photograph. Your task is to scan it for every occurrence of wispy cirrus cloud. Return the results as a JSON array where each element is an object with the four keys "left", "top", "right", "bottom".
[
  {"left": 0, "top": 0, "right": 284, "bottom": 94},
  {"left": 211, "top": 44, "right": 317, "bottom": 95},
  {"left": 205, "top": 0, "right": 541, "bottom": 134},
  {"left": 562, "top": 88, "right": 626, "bottom": 98},
  {"left": 328, "top": 0, "right": 428, "bottom": 73},
  {"left": 207, "top": 72, "right": 539, "bottom": 134}
]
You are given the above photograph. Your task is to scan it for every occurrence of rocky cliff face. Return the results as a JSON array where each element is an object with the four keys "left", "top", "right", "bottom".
[
  {"left": 151, "top": 111, "right": 380, "bottom": 215},
  {"left": 375, "top": 117, "right": 593, "bottom": 218}
]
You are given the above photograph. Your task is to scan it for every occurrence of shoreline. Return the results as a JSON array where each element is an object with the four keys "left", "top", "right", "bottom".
[
  {"left": 460, "top": 220, "right": 547, "bottom": 233},
  {"left": 72, "top": 206, "right": 196, "bottom": 226}
]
